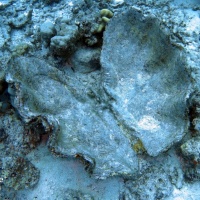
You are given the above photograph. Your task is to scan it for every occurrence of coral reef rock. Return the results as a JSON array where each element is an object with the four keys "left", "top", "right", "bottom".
[
  {"left": 6, "top": 56, "right": 138, "bottom": 179},
  {"left": 5, "top": 8, "right": 192, "bottom": 180},
  {"left": 123, "top": 167, "right": 173, "bottom": 199},
  {"left": 101, "top": 9, "right": 191, "bottom": 156}
]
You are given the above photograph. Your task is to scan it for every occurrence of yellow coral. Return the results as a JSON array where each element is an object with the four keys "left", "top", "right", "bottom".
[
  {"left": 100, "top": 9, "right": 113, "bottom": 18},
  {"left": 132, "top": 140, "right": 146, "bottom": 154},
  {"left": 96, "top": 9, "right": 113, "bottom": 33}
]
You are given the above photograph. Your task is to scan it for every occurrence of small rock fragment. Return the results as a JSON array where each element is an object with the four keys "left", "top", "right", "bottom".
[
  {"left": 40, "top": 21, "right": 56, "bottom": 40},
  {"left": 9, "top": 10, "right": 32, "bottom": 28},
  {"left": 1, "top": 156, "right": 40, "bottom": 190},
  {"left": 124, "top": 167, "right": 173, "bottom": 199},
  {"left": 50, "top": 24, "right": 79, "bottom": 54},
  {"left": 181, "top": 137, "right": 200, "bottom": 160},
  {"left": 71, "top": 47, "right": 101, "bottom": 73}
]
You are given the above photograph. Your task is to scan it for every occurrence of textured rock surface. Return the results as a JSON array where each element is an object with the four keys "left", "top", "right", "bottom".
[
  {"left": 1, "top": 156, "right": 39, "bottom": 190},
  {"left": 101, "top": 9, "right": 190, "bottom": 156},
  {"left": 50, "top": 24, "right": 79, "bottom": 53},
  {"left": 124, "top": 167, "right": 173, "bottom": 199},
  {"left": 0, "top": 113, "right": 40, "bottom": 195},
  {"left": 181, "top": 137, "right": 200, "bottom": 160},
  {"left": 5, "top": 8, "right": 191, "bottom": 180},
  {"left": 1, "top": 0, "right": 200, "bottom": 199},
  {"left": 6, "top": 56, "right": 139, "bottom": 179},
  {"left": 71, "top": 47, "right": 101, "bottom": 73},
  {"left": 40, "top": 21, "right": 56, "bottom": 40}
]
